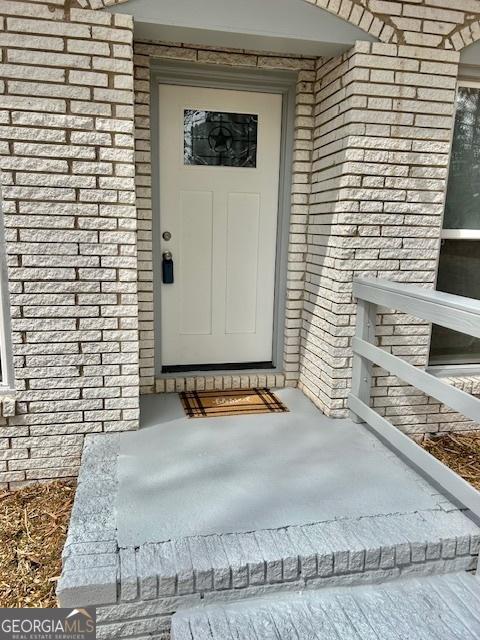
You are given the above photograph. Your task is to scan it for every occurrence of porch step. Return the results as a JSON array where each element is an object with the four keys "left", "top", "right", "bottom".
[
  {"left": 117, "top": 509, "right": 479, "bottom": 603},
  {"left": 60, "top": 503, "right": 480, "bottom": 607},
  {"left": 171, "top": 571, "right": 480, "bottom": 639},
  {"left": 59, "top": 438, "right": 480, "bottom": 612}
]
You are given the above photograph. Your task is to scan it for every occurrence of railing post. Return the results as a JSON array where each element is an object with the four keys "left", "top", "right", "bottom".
[{"left": 350, "top": 297, "right": 377, "bottom": 423}]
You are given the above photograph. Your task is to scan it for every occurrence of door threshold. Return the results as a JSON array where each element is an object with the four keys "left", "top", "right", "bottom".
[
  {"left": 155, "top": 371, "right": 287, "bottom": 393},
  {"left": 162, "top": 361, "right": 274, "bottom": 374}
]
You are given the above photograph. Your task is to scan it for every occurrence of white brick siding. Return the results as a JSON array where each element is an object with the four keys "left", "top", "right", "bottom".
[
  {"left": 0, "top": 2, "right": 138, "bottom": 488},
  {"left": 298, "top": 36, "right": 480, "bottom": 436},
  {"left": 307, "top": 0, "right": 480, "bottom": 50},
  {"left": 1, "top": 1, "right": 480, "bottom": 486},
  {"left": 299, "top": 41, "right": 460, "bottom": 421}
]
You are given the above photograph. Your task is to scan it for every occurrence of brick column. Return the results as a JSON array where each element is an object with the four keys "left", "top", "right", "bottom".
[
  {"left": 0, "top": 3, "right": 138, "bottom": 487},
  {"left": 299, "top": 41, "right": 459, "bottom": 420}
]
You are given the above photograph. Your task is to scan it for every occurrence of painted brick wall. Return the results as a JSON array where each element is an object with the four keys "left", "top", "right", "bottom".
[
  {"left": 2, "top": 0, "right": 480, "bottom": 488},
  {"left": 132, "top": 41, "right": 316, "bottom": 394},
  {"left": 0, "top": 2, "right": 138, "bottom": 488},
  {"left": 298, "top": 41, "right": 480, "bottom": 436}
]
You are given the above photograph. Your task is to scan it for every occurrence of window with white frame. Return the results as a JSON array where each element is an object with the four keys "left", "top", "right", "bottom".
[
  {"left": 429, "top": 81, "right": 480, "bottom": 367},
  {"left": 0, "top": 191, "right": 14, "bottom": 392}
]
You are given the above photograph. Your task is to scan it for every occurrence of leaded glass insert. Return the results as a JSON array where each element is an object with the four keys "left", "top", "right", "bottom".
[{"left": 184, "top": 110, "right": 258, "bottom": 167}]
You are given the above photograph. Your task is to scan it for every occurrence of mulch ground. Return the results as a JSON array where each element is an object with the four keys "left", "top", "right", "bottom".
[
  {"left": 421, "top": 432, "right": 480, "bottom": 491},
  {"left": 0, "top": 481, "right": 75, "bottom": 608}
]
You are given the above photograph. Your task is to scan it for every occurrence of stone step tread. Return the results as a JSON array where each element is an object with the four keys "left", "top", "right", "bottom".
[
  {"left": 120, "top": 509, "right": 479, "bottom": 600},
  {"left": 171, "top": 572, "right": 480, "bottom": 640},
  {"left": 59, "top": 507, "right": 480, "bottom": 605}
]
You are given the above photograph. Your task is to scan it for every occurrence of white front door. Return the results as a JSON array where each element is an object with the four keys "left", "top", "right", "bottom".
[{"left": 159, "top": 84, "right": 282, "bottom": 369}]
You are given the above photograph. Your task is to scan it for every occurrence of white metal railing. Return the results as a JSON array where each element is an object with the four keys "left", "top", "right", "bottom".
[{"left": 349, "top": 277, "right": 480, "bottom": 531}]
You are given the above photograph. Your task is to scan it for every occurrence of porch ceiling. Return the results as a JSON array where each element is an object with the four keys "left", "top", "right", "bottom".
[
  {"left": 116, "top": 388, "right": 443, "bottom": 547},
  {"left": 107, "top": 0, "right": 377, "bottom": 57}
]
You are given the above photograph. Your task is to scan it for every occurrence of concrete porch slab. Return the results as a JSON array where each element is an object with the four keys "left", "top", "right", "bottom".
[
  {"left": 117, "top": 389, "right": 445, "bottom": 546},
  {"left": 57, "top": 388, "right": 480, "bottom": 638}
]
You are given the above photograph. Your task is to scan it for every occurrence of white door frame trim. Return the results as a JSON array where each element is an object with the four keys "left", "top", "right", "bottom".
[{"left": 150, "top": 60, "right": 297, "bottom": 377}]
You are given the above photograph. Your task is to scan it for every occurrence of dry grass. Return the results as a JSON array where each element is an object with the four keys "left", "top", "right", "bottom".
[
  {"left": 422, "top": 432, "right": 480, "bottom": 491},
  {"left": 0, "top": 481, "right": 75, "bottom": 608}
]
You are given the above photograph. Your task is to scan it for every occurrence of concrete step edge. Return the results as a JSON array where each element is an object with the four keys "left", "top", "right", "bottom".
[{"left": 170, "top": 572, "right": 480, "bottom": 640}]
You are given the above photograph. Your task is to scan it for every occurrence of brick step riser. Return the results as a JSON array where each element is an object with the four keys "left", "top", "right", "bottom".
[{"left": 91, "top": 548, "right": 477, "bottom": 640}]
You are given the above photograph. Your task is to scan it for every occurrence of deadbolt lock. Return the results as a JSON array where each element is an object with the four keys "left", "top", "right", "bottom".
[
  {"left": 162, "top": 231, "right": 172, "bottom": 241},
  {"left": 162, "top": 251, "right": 174, "bottom": 284}
]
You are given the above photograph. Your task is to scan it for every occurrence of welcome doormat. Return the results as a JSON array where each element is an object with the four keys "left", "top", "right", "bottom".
[{"left": 179, "top": 388, "right": 289, "bottom": 418}]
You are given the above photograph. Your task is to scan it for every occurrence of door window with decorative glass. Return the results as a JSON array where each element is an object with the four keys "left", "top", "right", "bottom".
[{"left": 184, "top": 110, "right": 258, "bottom": 168}]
